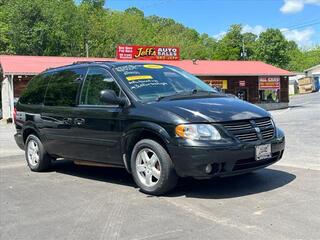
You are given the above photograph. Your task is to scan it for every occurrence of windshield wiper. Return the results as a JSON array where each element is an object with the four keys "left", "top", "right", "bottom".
[
  {"left": 156, "top": 92, "right": 186, "bottom": 102},
  {"left": 190, "top": 89, "right": 218, "bottom": 95},
  {"left": 156, "top": 90, "right": 219, "bottom": 102},
  {"left": 157, "top": 95, "right": 170, "bottom": 101}
]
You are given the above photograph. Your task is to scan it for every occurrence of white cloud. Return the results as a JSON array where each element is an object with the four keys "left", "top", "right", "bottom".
[
  {"left": 213, "top": 25, "right": 265, "bottom": 40},
  {"left": 242, "top": 25, "right": 266, "bottom": 35},
  {"left": 213, "top": 31, "right": 227, "bottom": 40},
  {"left": 241, "top": 24, "right": 315, "bottom": 46},
  {"left": 213, "top": 24, "right": 315, "bottom": 47},
  {"left": 280, "top": 0, "right": 320, "bottom": 14},
  {"left": 281, "top": 27, "right": 315, "bottom": 46}
]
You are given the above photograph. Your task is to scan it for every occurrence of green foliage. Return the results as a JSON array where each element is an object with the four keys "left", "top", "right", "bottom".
[
  {"left": 288, "top": 47, "right": 320, "bottom": 72},
  {"left": 125, "top": 7, "right": 144, "bottom": 17},
  {"left": 0, "top": 0, "right": 81, "bottom": 56},
  {"left": 213, "top": 24, "right": 243, "bottom": 60},
  {"left": 254, "top": 29, "right": 291, "bottom": 69},
  {"left": 81, "top": 0, "right": 105, "bottom": 9},
  {"left": 0, "top": 0, "right": 319, "bottom": 71},
  {"left": 242, "top": 32, "right": 257, "bottom": 60}
]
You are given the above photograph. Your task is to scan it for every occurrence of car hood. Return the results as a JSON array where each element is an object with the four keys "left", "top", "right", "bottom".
[{"left": 150, "top": 96, "right": 270, "bottom": 123}]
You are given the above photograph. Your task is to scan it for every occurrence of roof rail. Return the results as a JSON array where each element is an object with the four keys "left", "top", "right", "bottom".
[
  {"left": 43, "top": 60, "right": 116, "bottom": 72},
  {"left": 72, "top": 60, "right": 116, "bottom": 64},
  {"left": 72, "top": 61, "right": 95, "bottom": 64}
]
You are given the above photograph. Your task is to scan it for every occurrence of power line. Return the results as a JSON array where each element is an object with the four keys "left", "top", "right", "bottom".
[
  {"left": 281, "top": 17, "right": 320, "bottom": 29},
  {"left": 281, "top": 20, "right": 320, "bottom": 32}
]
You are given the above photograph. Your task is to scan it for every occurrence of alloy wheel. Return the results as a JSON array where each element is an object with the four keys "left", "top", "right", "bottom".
[
  {"left": 27, "top": 139, "right": 40, "bottom": 166},
  {"left": 135, "top": 148, "right": 161, "bottom": 187}
]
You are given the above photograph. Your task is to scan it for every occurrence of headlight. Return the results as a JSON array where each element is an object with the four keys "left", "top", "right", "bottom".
[{"left": 175, "top": 124, "right": 221, "bottom": 140}]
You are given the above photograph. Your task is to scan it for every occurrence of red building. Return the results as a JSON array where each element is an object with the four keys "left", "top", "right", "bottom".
[{"left": 0, "top": 55, "right": 294, "bottom": 120}]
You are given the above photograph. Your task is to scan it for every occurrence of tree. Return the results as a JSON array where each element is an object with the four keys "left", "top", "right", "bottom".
[
  {"left": 287, "top": 45, "right": 320, "bottom": 72},
  {"left": 0, "top": 0, "right": 82, "bottom": 56},
  {"left": 213, "top": 24, "right": 243, "bottom": 60},
  {"left": 125, "top": 7, "right": 144, "bottom": 17},
  {"left": 254, "top": 29, "right": 291, "bottom": 69},
  {"left": 81, "top": 0, "right": 105, "bottom": 9},
  {"left": 0, "top": 1, "right": 318, "bottom": 71},
  {"left": 0, "top": 4, "right": 13, "bottom": 54},
  {"left": 242, "top": 32, "right": 257, "bottom": 60}
]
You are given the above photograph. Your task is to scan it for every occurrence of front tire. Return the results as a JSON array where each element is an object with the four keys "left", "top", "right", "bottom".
[
  {"left": 25, "top": 134, "right": 51, "bottom": 172},
  {"left": 131, "top": 139, "right": 178, "bottom": 195}
]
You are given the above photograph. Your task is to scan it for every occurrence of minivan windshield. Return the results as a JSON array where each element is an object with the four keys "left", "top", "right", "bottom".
[{"left": 114, "top": 64, "right": 216, "bottom": 101}]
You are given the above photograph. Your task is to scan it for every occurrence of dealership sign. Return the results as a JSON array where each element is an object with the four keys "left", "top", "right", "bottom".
[
  {"left": 259, "top": 77, "right": 280, "bottom": 90},
  {"left": 116, "top": 45, "right": 180, "bottom": 60}
]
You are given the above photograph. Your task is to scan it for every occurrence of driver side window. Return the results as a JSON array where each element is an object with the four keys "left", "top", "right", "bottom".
[{"left": 80, "top": 67, "right": 120, "bottom": 105}]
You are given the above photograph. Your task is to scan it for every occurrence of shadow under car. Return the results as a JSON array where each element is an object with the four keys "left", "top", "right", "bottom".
[{"left": 50, "top": 159, "right": 296, "bottom": 198}]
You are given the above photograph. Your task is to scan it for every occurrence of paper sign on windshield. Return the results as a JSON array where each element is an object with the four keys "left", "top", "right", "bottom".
[{"left": 126, "top": 75, "right": 153, "bottom": 81}]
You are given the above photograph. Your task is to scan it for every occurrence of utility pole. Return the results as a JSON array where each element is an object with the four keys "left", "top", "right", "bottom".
[
  {"left": 85, "top": 42, "right": 89, "bottom": 58},
  {"left": 241, "top": 38, "right": 247, "bottom": 60}
]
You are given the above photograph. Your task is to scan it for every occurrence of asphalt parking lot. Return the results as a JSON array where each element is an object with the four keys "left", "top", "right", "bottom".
[{"left": 0, "top": 92, "right": 319, "bottom": 240}]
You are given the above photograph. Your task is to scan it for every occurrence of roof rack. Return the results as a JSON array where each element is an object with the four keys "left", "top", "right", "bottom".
[
  {"left": 43, "top": 61, "right": 116, "bottom": 72},
  {"left": 72, "top": 61, "right": 94, "bottom": 64},
  {"left": 72, "top": 60, "right": 115, "bottom": 64}
]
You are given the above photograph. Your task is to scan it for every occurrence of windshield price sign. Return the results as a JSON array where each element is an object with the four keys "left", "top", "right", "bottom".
[{"left": 116, "top": 45, "right": 180, "bottom": 61}]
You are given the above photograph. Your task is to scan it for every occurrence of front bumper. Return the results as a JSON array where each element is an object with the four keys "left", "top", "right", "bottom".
[{"left": 168, "top": 131, "right": 285, "bottom": 179}]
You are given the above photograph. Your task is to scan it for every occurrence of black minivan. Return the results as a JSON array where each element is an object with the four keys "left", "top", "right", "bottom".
[{"left": 14, "top": 62, "right": 285, "bottom": 195}]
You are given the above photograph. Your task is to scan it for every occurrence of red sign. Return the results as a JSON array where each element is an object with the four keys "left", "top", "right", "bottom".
[
  {"left": 239, "top": 80, "right": 246, "bottom": 87},
  {"left": 259, "top": 77, "right": 280, "bottom": 90},
  {"left": 116, "top": 45, "right": 180, "bottom": 60}
]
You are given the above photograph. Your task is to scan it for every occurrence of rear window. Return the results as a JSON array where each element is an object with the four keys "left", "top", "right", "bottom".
[
  {"left": 19, "top": 73, "right": 52, "bottom": 105},
  {"left": 44, "top": 68, "right": 87, "bottom": 107}
]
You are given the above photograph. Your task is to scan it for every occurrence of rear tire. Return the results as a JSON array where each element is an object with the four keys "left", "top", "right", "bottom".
[
  {"left": 25, "top": 134, "right": 51, "bottom": 172},
  {"left": 131, "top": 139, "right": 178, "bottom": 195}
]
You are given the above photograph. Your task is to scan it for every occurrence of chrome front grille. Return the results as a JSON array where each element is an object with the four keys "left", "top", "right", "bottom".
[
  {"left": 261, "top": 128, "right": 275, "bottom": 140},
  {"left": 256, "top": 118, "right": 275, "bottom": 141},
  {"left": 223, "top": 121, "right": 258, "bottom": 142},
  {"left": 255, "top": 118, "right": 273, "bottom": 128},
  {"left": 222, "top": 117, "right": 275, "bottom": 142}
]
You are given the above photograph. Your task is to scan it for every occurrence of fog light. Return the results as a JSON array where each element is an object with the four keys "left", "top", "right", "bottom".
[{"left": 205, "top": 164, "right": 212, "bottom": 174}]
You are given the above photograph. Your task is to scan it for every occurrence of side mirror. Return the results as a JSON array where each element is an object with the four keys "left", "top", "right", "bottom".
[{"left": 100, "top": 90, "right": 126, "bottom": 106}]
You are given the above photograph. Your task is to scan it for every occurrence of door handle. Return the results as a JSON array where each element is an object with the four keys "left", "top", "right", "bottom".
[{"left": 74, "top": 118, "right": 85, "bottom": 126}]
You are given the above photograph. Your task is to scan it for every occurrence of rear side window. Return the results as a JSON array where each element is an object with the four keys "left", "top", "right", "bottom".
[
  {"left": 19, "top": 73, "right": 52, "bottom": 105},
  {"left": 80, "top": 67, "right": 120, "bottom": 105},
  {"left": 44, "top": 68, "right": 87, "bottom": 107}
]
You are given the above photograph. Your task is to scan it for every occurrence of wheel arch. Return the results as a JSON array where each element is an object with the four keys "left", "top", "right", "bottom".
[
  {"left": 121, "top": 122, "right": 172, "bottom": 173},
  {"left": 22, "top": 124, "right": 42, "bottom": 143}
]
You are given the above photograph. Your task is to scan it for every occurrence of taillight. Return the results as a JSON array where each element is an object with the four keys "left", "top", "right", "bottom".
[{"left": 13, "top": 107, "right": 17, "bottom": 122}]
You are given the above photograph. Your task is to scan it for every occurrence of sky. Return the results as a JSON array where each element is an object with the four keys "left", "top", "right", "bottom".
[{"left": 106, "top": 0, "right": 320, "bottom": 48}]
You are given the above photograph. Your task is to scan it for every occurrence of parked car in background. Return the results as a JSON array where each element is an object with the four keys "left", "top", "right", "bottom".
[{"left": 14, "top": 62, "right": 285, "bottom": 195}]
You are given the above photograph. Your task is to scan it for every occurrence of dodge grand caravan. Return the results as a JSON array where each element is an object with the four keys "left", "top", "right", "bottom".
[{"left": 14, "top": 62, "right": 285, "bottom": 195}]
